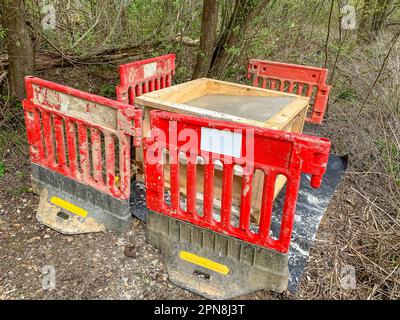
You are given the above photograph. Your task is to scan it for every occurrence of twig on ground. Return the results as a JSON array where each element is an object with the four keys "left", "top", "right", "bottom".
[{"left": 351, "top": 187, "right": 400, "bottom": 228}]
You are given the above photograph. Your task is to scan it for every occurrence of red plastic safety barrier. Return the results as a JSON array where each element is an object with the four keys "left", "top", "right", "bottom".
[
  {"left": 23, "top": 76, "right": 142, "bottom": 200},
  {"left": 143, "top": 110, "right": 330, "bottom": 253},
  {"left": 116, "top": 54, "right": 176, "bottom": 105},
  {"left": 247, "top": 59, "right": 331, "bottom": 125}
]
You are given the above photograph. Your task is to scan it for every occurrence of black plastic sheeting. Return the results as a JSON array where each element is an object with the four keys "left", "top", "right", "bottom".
[
  {"left": 278, "top": 154, "right": 347, "bottom": 293},
  {"left": 130, "top": 154, "right": 347, "bottom": 294},
  {"left": 130, "top": 180, "right": 148, "bottom": 222}
]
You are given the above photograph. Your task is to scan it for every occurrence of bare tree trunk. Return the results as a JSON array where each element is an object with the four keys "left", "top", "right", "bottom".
[
  {"left": 358, "top": 0, "right": 373, "bottom": 42},
  {"left": 0, "top": 0, "right": 34, "bottom": 98},
  {"left": 209, "top": 0, "right": 271, "bottom": 78},
  {"left": 192, "top": 0, "right": 218, "bottom": 79}
]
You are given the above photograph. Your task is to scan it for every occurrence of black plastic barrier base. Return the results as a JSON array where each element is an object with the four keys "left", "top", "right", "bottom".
[
  {"left": 31, "top": 164, "right": 132, "bottom": 234},
  {"left": 147, "top": 210, "right": 289, "bottom": 300}
]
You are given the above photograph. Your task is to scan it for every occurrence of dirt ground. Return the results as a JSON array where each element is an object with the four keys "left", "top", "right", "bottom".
[{"left": 1, "top": 66, "right": 397, "bottom": 300}]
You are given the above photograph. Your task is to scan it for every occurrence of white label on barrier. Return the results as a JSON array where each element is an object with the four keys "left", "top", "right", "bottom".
[
  {"left": 60, "top": 102, "right": 68, "bottom": 112},
  {"left": 200, "top": 127, "right": 242, "bottom": 158},
  {"left": 143, "top": 62, "right": 157, "bottom": 78}
]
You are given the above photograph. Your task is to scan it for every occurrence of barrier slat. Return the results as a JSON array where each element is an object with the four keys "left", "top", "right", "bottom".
[
  {"left": 221, "top": 163, "right": 234, "bottom": 230},
  {"left": 104, "top": 132, "right": 116, "bottom": 194},
  {"left": 90, "top": 128, "right": 103, "bottom": 185},
  {"left": 239, "top": 169, "right": 253, "bottom": 232},
  {"left": 258, "top": 172, "right": 276, "bottom": 240},
  {"left": 203, "top": 160, "right": 215, "bottom": 223},
  {"left": 186, "top": 155, "right": 197, "bottom": 215},
  {"left": 22, "top": 101, "right": 43, "bottom": 162},
  {"left": 41, "top": 112, "right": 55, "bottom": 167},
  {"left": 119, "top": 135, "right": 130, "bottom": 199},
  {"left": 279, "top": 174, "right": 301, "bottom": 250},
  {"left": 65, "top": 120, "right": 79, "bottom": 178},
  {"left": 170, "top": 158, "right": 180, "bottom": 214},
  {"left": 77, "top": 123, "right": 91, "bottom": 183}
]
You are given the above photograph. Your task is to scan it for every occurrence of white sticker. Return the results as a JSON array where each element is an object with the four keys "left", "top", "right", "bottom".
[
  {"left": 200, "top": 127, "right": 242, "bottom": 158},
  {"left": 60, "top": 102, "right": 68, "bottom": 112},
  {"left": 143, "top": 62, "right": 157, "bottom": 78}
]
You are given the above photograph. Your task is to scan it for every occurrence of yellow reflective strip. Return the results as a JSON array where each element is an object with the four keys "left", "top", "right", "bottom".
[
  {"left": 179, "top": 251, "right": 230, "bottom": 275},
  {"left": 50, "top": 196, "right": 87, "bottom": 218}
]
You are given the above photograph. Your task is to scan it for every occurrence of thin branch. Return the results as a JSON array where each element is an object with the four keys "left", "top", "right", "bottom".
[
  {"left": 71, "top": 6, "right": 105, "bottom": 48},
  {"left": 329, "top": 31, "right": 348, "bottom": 85},
  {"left": 324, "top": 0, "right": 335, "bottom": 68}
]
